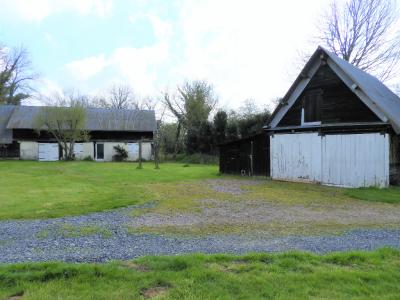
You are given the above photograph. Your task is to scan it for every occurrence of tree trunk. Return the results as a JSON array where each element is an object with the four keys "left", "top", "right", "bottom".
[
  {"left": 173, "top": 121, "right": 181, "bottom": 159},
  {"left": 154, "top": 138, "right": 160, "bottom": 169},
  {"left": 137, "top": 139, "right": 143, "bottom": 169}
]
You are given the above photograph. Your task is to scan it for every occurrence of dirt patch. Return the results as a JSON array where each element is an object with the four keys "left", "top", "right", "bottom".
[
  {"left": 8, "top": 291, "right": 24, "bottom": 300},
  {"left": 120, "top": 261, "right": 150, "bottom": 272},
  {"left": 206, "top": 179, "right": 262, "bottom": 195},
  {"left": 130, "top": 198, "right": 400, "bottom": 230},
  {"left": 206, "top": 261, "right": 251, "bottom": 273},
  {"left": 140, "top": 286, "right": 169, "bottom": 299},
  {"left": 128, "top": 179, "right": 400, "bottom": 236}
]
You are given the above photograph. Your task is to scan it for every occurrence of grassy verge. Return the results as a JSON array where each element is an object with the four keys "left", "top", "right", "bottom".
[
  {"left": 0, "top": 249, "right": 399, "bottom": 299},
  {"left": 36, "top": 225, "right": 112, "bottom": 239},
  {"left": 0, "top": 161, "right": 218, "bottom": 220},
  {"left": 164, "top": 153, "right": 219, "bottom": 165},
  {"left": 345, "top": 186, "right": 400, "bottom": 204}
]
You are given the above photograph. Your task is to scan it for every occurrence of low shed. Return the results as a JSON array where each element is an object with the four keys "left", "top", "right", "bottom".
[{"left": 219, "top": 133, "right": 270, "bottom": 176}]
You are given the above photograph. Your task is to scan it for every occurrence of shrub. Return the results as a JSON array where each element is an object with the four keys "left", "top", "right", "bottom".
[
  {"left": 113, "top": 145, "right": 128, "bottom": 161},
  {"left": 82, "top": 155, "right": 94, "bottom": 161}
]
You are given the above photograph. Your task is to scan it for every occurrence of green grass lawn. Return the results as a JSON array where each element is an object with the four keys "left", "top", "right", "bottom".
[
  {"left": 1, "top": 249, "right": 399, "bottom": 300},
  {"left": 0, "top": 161, "right": 219, "bottom": 220},
  {"left": 1, "top": 161, "right": 400, "bottom": 221}
]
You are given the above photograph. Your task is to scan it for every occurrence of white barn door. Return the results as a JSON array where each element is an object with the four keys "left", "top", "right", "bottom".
[
  {"left": 127, "top": 143, "right": 139, "bottom": 160},
  {"left": 38, "top": 143, "right": 59, "bottom": 161},
  {"left": 271, "top": 133, "right": 322, "bottom": 182},
  {"left": 322, "top": 133, "right": 389, "bottom": 187},
  {"left": 270, "top": 133, "right": 389, "bottom": 187}
]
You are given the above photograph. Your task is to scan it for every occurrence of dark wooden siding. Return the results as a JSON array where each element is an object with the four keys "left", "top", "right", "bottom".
[
  {"left": 0, "top": 141, "right": 19, "bottom": 158},
  {"left": 278, "top": 65, "right": 381, "bottom": 126},
  {"left": 219, "top": 133, "right": 270, "bottom": 176},
  {"left": 12, "top": 129, "right": 153, "bottom": 142},
  {"left": 390, "top": 134, "right": 400, "bottom": 185}
]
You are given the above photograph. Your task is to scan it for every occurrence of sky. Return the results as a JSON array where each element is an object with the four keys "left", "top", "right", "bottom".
[{"left": 1, "top": 0, "right": 393, "bottom": 111}]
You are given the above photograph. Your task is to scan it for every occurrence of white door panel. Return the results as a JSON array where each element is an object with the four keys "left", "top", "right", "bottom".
[
  {"left": 127, "top": 143, "right": 139, "bottom": 160},
  {"left": 322, "top": 133, "right": 389, "bottom": 187},
  {"left": 271, "top": 133, "right": 322, "bottom": 182},
  {"left": 38, "top": 143, "right": 59, "bottom": 161}
]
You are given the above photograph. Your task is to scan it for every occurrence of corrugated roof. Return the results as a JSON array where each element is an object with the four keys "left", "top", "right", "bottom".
[
  {"left": 267, "top": 46, "right": 400, "bottom": 134},
  {"left": 4, "top": 105, "right": 157, "bottom": 132},
  {"left": 323, "top": 47, "right": 400, "bottom": 133},
  {"left": 0, "top": 105, "right": 15, "bottom": 144}
]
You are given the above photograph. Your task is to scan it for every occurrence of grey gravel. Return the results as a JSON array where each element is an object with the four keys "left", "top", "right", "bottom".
[{"left": 1, "top": 204, "right": 400, "bottom": 264}]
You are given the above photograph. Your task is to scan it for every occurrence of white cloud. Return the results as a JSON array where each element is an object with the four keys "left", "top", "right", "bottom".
[
  {"left": 64, "top": 14, "right": 171, "bottom": 95},
  {"left": 174, "top": 0, "right": 327, "bottom": 108},
  {"left": 1, "top": 0, "right": 113, "bottom": 22},
  {"left": 65, "top": 54, "right": 108, "bottom": 80},
  {"left": 38, "top": 1, "right": 335, "bottom": 109}
]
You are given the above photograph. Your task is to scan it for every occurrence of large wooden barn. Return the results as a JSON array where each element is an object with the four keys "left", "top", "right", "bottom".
[
  {"left": 0, "top": 105, "right": 156, "bottom": 161},
  {"left": 265, "top": 46, "right": 400, "bottom": 188}
]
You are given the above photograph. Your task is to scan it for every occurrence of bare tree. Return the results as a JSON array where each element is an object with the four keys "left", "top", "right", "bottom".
[
  {"left": 0, "top": 45, "right": 37, "bottom": 104},
  {"left": 90, "top": 84, "right": 158, "bottom": 110},
  {"left": 34, "top": 104, "right": 89, "bottom": 160},
  {"left": 163, "top": 80, "right": 217, "bottom": 158},
  {"left": 141, "top": 96, "right": 158, "bottom": 110},
  {"left": 108, "top": 84, "right": 135, "bottom": 109},
  {"left": 163, "top": 91, "right": 185, "bottom": 158},
  {"left": 40, "top": 89, "right": 91, "bottom": 108},
  {"left": 319, "top": 0, "right": 400, "bottom": 80}
]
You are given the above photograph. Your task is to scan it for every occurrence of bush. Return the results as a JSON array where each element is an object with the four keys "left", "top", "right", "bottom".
[
  {"left": 113, "top": 145, "right": 128, "bottom": 161},
  {"left": 82, "top": 155, "right": 94, "bottom": 161}
]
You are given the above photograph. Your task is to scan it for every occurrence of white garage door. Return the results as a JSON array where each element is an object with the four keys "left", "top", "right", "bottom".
[
  {"left": 322, "top": 133, "right": 389, "bottom": 187},
  {"left": 270, "top": 133, "right": 322, "bottom": 182},
  {"left": 38, "top": 143, "right": 59, "bottom": 161},
  {"left": 270, "top": 133, "right": 389, "bottom": 187}
]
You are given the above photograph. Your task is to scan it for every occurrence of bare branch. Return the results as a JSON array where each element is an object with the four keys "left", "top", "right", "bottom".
[
  {"left": 0, "top": 45, "right": 38, "bottom": 104},
  {"left": 318, "top": 0, "right": 400, "bottom": 80}
]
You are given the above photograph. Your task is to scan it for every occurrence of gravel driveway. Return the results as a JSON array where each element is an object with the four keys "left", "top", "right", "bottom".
[
  {"left": 1, "top": 204, "right": 400, "bottom": 263},
  {"left": 1, "top": 179, "right": 400, "bottom": 263}
]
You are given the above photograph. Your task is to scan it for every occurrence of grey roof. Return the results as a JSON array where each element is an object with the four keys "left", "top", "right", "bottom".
[
  {"left": 1, "top": 105, "right": 156, "bottom": 136},
  {"left": 267, "top": 46, "right": 400, "bottom": 133},
  {"left": 0, "top": 105, "right": 15, "bottom": 144}
]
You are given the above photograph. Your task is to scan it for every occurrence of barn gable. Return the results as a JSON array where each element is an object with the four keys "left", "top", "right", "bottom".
[
  {"left": 278, "top": 65, "right": 380, "bottom": 127},
  {"left": 267, "top": 46, "right": 400, "bottom": 133},
  {"left": 266, "top": 47, "right": 400, "bottom": 187}
]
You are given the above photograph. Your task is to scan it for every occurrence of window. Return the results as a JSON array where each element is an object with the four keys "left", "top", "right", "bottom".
[{"left": 301, "top": 90, "right": 322, "bottom": 125}]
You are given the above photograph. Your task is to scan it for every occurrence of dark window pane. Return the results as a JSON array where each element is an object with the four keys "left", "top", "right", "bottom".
[
  {"left": 97, "top": 144, "right": 104, "bottom": 159},
  {"left": 304, "top": 90, "right": 322, "bottom": 122}
]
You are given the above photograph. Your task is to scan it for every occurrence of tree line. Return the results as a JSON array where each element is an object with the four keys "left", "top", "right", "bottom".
[{"left": 160, "top": 81, "right": 271, "bottom": 158}]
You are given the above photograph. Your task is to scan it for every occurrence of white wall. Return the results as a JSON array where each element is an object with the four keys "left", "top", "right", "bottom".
[
  {"left": 19, "top": 141, "right": 38, "bottom": 160},
  {"left": 270, "top": 133, "right": 389, "bottom": 188},
  {"left": 74, "top": 143, "right": 94, "bottom": 160},
  {"left": 97, "top": 142, "right": 152, "bottom": 161},
  {"left": 19, "top": 141, "right": 153, "bottom": 162}
]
